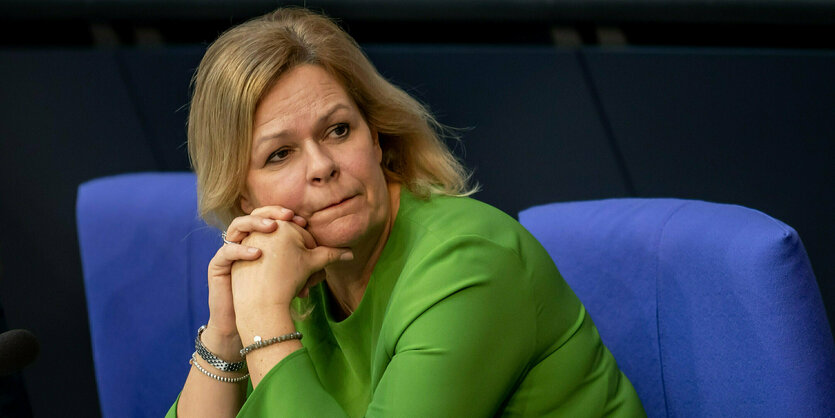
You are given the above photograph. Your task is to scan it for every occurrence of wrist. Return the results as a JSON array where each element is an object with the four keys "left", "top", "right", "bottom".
[
  {"left": 236, "top": 308, "right": 296, "bottom": 348},
  {"left": 206, "top": 318, "right": 241, "bottom": 340},
  {"left": 201, "top": 324, "right": 244, "bottom": 362}
]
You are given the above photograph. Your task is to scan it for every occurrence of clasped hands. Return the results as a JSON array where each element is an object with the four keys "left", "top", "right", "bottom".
[{"left": 204, "top": 206, "right": 353, "bottom": 351}]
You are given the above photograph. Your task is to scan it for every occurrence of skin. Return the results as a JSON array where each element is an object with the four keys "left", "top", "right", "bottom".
[{"left": 178, "top": 64, "right": 400, "bottom": 416}]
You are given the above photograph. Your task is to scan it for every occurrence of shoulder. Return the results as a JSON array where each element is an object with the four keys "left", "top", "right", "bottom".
[
  {"left": 397, "top": 191, "right": 528, "bottom": 253},
  {"left": 387, "top": 190, "right": 558, "bottom": 309},
  {"left": 395, "top": 191, "right": 556, "bottom": 273}
]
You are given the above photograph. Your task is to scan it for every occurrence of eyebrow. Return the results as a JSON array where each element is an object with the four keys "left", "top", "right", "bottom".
[{"left": 254, "top": 103, "right": 352, "bottom": 146}]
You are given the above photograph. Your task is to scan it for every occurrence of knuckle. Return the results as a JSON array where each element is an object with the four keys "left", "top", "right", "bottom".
[
  {"left": 225, "top": 243, "right": 245, "bottom": 256},
  {"left": 227, "top": 218, "right": 245, "bottom": 233},
  {"left": 211, "top": 247, "right": 228, "bottom": 261},
  {"left": 261, "top": 206, "right": 293, "bottom": 218},
  {"left": 218, "top": 244, "right": 233, "bottom": 258},
  {"left": 230, "top": 214, "right": 246, "bottom": 226}
]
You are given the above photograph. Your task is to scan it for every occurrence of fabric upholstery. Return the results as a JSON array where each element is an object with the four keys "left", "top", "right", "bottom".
[
  {"left": 519, "top": 198, "right": 835, "bottom": 417},
  {"left": 77, "top": 173, "right": 217, "bottom": 418},
  {"left": 77, "top": 173, "right": 835, "bottom": 417}
]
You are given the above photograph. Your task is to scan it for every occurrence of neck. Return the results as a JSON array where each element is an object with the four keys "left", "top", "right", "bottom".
[{"left": 324, "top": 182, "right": 401, "bottom": 318}]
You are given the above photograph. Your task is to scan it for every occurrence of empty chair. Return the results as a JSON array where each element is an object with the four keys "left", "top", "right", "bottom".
[{"left": 519, "top": 198, "right": 835, "bottom": 417}]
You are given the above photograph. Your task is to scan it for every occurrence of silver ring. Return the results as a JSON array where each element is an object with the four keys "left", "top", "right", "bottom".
[{"left": 221, "top": 232, "right": 238, "bottom": 246}]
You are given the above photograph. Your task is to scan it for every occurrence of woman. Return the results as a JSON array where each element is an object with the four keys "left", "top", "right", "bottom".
[{"left": 170, "top": 7, "right": 644, "bottom": 417}]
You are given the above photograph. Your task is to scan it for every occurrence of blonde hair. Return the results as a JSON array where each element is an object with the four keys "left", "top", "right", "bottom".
[{"left": 188, "top": 7, "right": 476, "bottom": 229}]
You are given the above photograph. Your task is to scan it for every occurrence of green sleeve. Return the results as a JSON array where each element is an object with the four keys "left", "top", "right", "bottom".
[
  {"left": 237, "top": 349, "right": 347, "bottom": 416},
  {"left": 367, "top": 236, "right": 538, "bottom": 416},
  {"left": 162, "top": 352, "right": 346, "bottom": 417}
]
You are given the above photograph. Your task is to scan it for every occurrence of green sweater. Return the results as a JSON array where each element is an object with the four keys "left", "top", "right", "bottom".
[{"left": 169, "top": 190, "right": 645, "bottom": 417}]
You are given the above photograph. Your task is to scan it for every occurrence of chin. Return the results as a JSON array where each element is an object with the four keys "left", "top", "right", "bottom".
[{"left": 307, "top": 219, "right": 367, "bottom": 248}]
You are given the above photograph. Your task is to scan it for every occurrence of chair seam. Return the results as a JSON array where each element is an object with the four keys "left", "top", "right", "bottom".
[{"left": 654, "top": 200, "right": 690, "bottom": 418}]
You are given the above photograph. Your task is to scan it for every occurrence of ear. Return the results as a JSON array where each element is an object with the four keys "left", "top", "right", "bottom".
[{"left": 239, "top": 192, "right": 254, "bottom": 214}]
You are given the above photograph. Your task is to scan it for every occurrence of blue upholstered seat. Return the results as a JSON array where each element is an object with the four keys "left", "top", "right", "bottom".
[
  {"left": 77, "top": 173, "right": 835, "bottom": 417},
  {"left": 77, "top": 173, "right": 216, "bottom": 418},
  {"left": 519, "top": 199, "right": 835, "bottom": 417}
]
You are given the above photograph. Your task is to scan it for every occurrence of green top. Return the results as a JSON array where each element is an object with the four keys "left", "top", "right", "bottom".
[{"left": 169, "top": 190, "right": 645, "bottom": 417}]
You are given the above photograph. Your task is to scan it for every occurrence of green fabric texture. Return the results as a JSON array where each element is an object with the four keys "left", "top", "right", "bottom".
[{"left": 168, "top": 190, "right": 645, "bottom": 417}]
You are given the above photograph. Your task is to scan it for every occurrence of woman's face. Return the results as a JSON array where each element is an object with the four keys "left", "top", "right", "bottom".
[{"left": 241, "top": 64, "right": 390, "bottom": 248}]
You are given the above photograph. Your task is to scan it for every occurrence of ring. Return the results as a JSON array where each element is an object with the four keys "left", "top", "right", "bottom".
[{"left": 221, "top": 232, "right": 238, "bottom": 246}]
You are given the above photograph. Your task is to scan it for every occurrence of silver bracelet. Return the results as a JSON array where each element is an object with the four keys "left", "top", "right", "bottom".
[
  {"left": 190, "top": 352, "right": 249, "bottom": 383},
  {"left": 240, "top": 331, "right": 303, "bottom": 357},
  {"left": 195, "top": 325, "right": 246, "bottom": 372}
]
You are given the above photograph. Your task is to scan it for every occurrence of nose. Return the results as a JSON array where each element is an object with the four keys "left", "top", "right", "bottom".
[{"left": 305, "top": 140, "right": 338, "bottom": 184}]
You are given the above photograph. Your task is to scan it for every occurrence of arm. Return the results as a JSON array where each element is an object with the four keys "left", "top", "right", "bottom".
[
  {"left": 175, "top": 326, "right": 248, "bottom": 417},
  {"left": 171, "top": 206, "right": 332, "bottom": 417},
  {"left": 368, "top": 237, "right": 537, "bottom": 416}
]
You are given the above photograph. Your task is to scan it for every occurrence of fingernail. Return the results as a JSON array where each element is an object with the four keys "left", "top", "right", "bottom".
[
  {"left": 339, "top": 251, "right": 354, "bottom": 261},
  {"left": 262, "top": 219, "right": 274, "bottom": 225},
  {"left": 247, "top": 247, "right": 258, "bottom": 254},
  {"left": 282, "top": 208, "right": 292, "bottom": 215}
]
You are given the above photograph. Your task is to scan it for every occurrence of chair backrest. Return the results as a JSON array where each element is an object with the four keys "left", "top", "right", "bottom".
[
  {"left": 77, "top": 172, "right": 217, "bottom": 418},
  {"left": 519, "top": 198, "right": 835, "bottom": 417}
]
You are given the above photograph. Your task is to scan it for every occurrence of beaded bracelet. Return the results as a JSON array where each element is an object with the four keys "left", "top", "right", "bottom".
[
  {"left": 190, "top": 352, "right": 249, "bottom": 383},
  {"left": 240, "top": 331, "right": 303, "bottom": 357}
]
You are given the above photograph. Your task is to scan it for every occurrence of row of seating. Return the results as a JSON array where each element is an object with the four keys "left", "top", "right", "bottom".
[{"left": 77, "top": 172, "right": 835, "bottom": 417}]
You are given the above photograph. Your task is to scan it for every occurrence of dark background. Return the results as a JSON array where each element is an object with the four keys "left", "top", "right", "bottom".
[{"left": 0, "top": 1, "right": 833, "bottom": 416}]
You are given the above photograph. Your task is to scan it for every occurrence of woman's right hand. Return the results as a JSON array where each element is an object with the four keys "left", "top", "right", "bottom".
[{"left": 205, "top": 206, "right": 307, "bottom": 347}]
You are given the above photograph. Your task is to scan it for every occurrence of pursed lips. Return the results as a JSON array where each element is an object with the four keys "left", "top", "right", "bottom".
[{"left": 316, "top": 194, "right": 357, "bottom": 213}]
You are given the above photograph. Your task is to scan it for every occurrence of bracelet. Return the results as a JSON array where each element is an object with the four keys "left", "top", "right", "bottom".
[
  {"left": 240, "top": 331, "right": 303, "bottom": 357},
  {"left": 195, "top": 325, "right": 246, "bottom": 372},
  {"left": 190, "top": 352, "right": 249, "bottom": 383}
]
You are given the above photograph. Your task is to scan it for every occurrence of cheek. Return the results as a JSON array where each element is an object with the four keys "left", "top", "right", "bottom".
[
  {"left": 344, "top": 156, "right": 384, "bottom": 190},
  {"left": 250, "top": 172, "right": 305, "bottom": 210}
]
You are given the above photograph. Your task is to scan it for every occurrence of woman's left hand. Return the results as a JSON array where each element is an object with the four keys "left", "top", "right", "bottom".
[{"left": 230, "top": 220, "right": 353, "bottom": 331}]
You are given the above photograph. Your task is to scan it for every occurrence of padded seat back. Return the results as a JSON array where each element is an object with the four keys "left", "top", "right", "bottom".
[
  {"left": 77, "top": 172, "right": 217, "bottom": 418},
  {"left": 519, "top": 198, "right": 835, "bottom": 417}
]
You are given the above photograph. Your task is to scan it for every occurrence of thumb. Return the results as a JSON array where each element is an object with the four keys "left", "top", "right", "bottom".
[{"left": 307, "top": 246, "right": 354, "bottom": 271}]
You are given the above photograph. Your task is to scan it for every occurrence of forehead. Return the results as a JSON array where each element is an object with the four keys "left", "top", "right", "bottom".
[{"left": 254, "top": 64, "right": 353, "bottom": 131}]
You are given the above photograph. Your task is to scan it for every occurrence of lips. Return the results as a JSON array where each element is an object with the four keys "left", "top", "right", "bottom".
[{"left": 318, "top": 195, "right": 356, "bottom": 212}]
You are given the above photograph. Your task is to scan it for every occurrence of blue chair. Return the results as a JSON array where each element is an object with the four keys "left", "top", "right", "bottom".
[
  {"left": 78, "top": 173, "right": 835, "bottom": 416},
  {"left": 77, "top": 173, "right": 216, "bottom": 418},
  {"left": 519, "top": 199, "right": 835, "bottom": 417}
]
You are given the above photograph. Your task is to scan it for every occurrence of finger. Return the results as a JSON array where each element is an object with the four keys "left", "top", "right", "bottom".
[
  {"left": 225, "top": 215, "right": 278, "bottom": 243},
  {"left": 306, "top": 246, "right": 353, "bottom": 272},
  {"left": 251, "top": 206, "right": 295, "bottom": 221},
  {"left": 251, "top": 206, "right": 307, "bottom": 228},
  {"left": 292, "top": 215, "right": 307, "bottom": 228},
  {"left": 284, "top": 221, "right": 317, "bottom": 249},
  {"left": 210, "top": 243, "right": 261, "bottom": 270}
]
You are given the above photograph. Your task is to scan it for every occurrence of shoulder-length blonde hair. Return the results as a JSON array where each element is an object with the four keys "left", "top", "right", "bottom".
[{"left": 188, "top": 7, "right": 476, "bottom": 229}]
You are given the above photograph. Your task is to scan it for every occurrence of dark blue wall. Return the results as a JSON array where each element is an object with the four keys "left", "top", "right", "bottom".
[{"left": 0, "top": 44, "right": 832, "bottom": 417}]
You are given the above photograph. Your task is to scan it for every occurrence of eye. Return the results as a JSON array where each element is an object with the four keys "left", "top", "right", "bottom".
[
  {"left": 327, "top": 123, "right": 350, "bottom": 139},
  {"left": 266, "top": 147, "right": 292, "bottom": 165}
]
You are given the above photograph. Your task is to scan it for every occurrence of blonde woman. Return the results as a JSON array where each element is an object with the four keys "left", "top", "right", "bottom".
[{"left": 169, "top": 7, "right": 644, "bottom": 417}]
